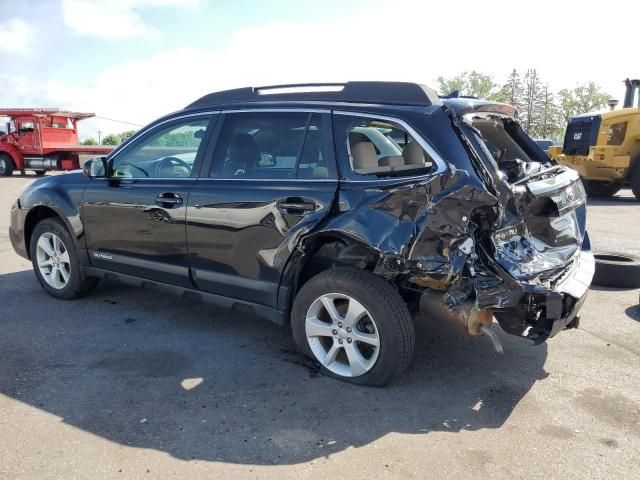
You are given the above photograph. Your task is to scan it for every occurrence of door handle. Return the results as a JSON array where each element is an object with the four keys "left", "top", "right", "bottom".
[
  {"left": 276, "top": 197, "right": 318, "bottom": 215},
  {"left": 155, "top": 193, "right": 183, "bottom": 208}
]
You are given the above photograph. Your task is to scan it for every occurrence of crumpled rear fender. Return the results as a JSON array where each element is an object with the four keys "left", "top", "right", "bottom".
[{"left": 296, "top": 166, "right": 499, "bottom": 293}]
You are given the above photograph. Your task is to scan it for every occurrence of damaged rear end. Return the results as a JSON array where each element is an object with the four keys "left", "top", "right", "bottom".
[{"left": 412, "top": 99, "right": 594, "bottom": 346}]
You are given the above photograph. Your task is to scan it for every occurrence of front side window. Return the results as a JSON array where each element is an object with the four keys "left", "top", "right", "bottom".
[
  {"left": 111, "top": 116, "right": 211, "bottom": 178},
  {"left": 18, "top": 121, "right": 35, "bottom": 135},
  {"left": 210, "top": 112, "right": 331, "bottom": 179},
  {"left": 335, "top": 115, "right": 434, "bottom": 176}
]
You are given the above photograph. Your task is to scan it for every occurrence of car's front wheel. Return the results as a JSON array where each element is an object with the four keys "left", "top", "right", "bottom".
[
  {"left": 291, "top": 267, "right": 415, "bottom": 386},
  {"left": 30, "top": 218, "right": 98, "bottom": 299}
]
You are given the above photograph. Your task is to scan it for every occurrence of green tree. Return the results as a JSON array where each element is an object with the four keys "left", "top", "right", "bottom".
[
  {"left": 102, "top": 134, "right": 120, "bottom": 146},
  {"left": 81, "top": 137, "right": 97, "bottom": 145},
  {"left": 558, "top": 82, "right": 611, "bottom": 123},
  {"left": 118, "top": 130, "right": 137, "bottom": 143},
  {"left": 532, "top": 84, "right": 563, "bottom": 140},
  {"left": 495, "top": 69, "right": 525, "bottom": 111},
  {"left": 437, "top": 71, "right": 499, "bottom": 99},
  {"left": 521, "top": 69, "right": 544, "bottom": 134}
]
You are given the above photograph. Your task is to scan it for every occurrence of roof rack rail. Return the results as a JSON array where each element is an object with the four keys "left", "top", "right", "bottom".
[{"left": 186, "top": 81, "right": 441, "bottom": 109}]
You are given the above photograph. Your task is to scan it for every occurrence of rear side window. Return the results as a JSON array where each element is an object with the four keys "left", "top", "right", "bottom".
[
  {"left": 334, "top": 115, "right": 434, "bottom": 177},
  {"left": 210, "top": 112, "right": 332, "bottom": 179}
]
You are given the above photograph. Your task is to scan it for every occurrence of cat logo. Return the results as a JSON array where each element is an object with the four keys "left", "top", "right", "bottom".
[{"left": 573, "top": 132, "right": 582, "bottom": 140}]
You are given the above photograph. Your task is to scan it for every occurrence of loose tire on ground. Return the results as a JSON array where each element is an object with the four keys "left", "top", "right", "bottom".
[
  {"left": 291, "top": 267, "right": 415, "bottom": 387},
  {"left": 30, "top": 218, "right": 99, "bottom": 299},
  {"left": 592, "top": 252, "right": 640, "bottom": 288},
  {"left": 0, "top": 154, "right": 14, "bottom": 177},
  {"left": 582, "top": 179, "right": 622, "bottom": 198}
]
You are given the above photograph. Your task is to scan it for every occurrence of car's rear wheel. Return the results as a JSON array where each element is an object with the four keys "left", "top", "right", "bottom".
[
  {"left": 30, "top": 218, "right": 99, "bottom": 299},
  {"left": 291, "top": 267, "right": 414, "bottom": 386},
  {"left": 0, "top": 154, "right": 14, "bottom": 177},
  {"left": 582, "top": 179, "right": 622, "bottom": 198}
]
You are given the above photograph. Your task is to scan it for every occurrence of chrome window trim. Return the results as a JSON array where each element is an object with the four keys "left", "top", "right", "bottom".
[
  {"left": 193, "top": 177, "right": 338, "bottom": 183},
  {"left": 105, "top": 108, "right": 446, "bottom": 183},
  {"left": 220, "top": 108, "right": 331, "bottom": 114},
  {"left": 333, "top": 110, "right": 447, "bottom": 182},
  {"left": 107, "top": 109, "right": 334, "bottom": 182}
]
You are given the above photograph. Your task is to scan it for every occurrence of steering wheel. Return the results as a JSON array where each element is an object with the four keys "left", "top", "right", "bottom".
[
  {"left": 155, "top": 156, "right": 192, "bottom": 177},
  {"left": 116, "top": 164, "right": 149, "bottom": 177}
]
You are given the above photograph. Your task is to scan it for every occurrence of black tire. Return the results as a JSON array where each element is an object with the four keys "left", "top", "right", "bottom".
[
  {"left": 582, "top": 179, "right": 622, "bottom": 198},
  {"left": 34, "top": 170, "right": 46, "bottom": 176},
  {"left": 0, "top": 154, "right": 14, "bottom": 177},
  {"left": 592, "top": 252, "right": 640, "bottom": 288},
  {"left": 29, "top": 218, "right": 99, "bottom": 299},
  {"left": 291, "top": 267, "right": 414, "bottom": 387},
  {"left": 630, "top": 159, "right": 640, "bottom": 200}
]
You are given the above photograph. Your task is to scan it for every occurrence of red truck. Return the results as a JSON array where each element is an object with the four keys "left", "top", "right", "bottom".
[{"left": 0, "top": 108, "right": 113, "bottom": 176}]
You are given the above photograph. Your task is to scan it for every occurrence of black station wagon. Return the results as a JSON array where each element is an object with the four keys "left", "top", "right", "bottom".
[{"left": 9, "top": 82, "right": 595, "bottom": 386}]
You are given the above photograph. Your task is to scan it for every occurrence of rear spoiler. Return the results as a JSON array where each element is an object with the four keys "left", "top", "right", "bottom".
[{"left": 442, "top": 98, "right": 517, "bottom": 118}]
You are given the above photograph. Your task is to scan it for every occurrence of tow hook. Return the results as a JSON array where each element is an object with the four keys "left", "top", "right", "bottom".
[{"left": 480, "top": 325, "right": 504, "bottom": 354}]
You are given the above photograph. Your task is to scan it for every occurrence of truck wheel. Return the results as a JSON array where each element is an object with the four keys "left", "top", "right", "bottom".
[
  {"left": 592, "top": 252, "right": 640, "bottom": 288},
  {"left": 0, "top": 154, "right": 14, "bottom": 176},
  {"left": 34, "top": 170, "right": 46, "bottom": 176},
  {"left": 291, "top": 267, "right": 415, "bottom": 386},
  {"left": 631, "top": 159, "right": 640, "bottom": 200},
  {"left": 582, "top": 179, "right": 621, "bottom": 198},
  {"left": 30, "top": 218, "right": 99, "bottom": 299}
]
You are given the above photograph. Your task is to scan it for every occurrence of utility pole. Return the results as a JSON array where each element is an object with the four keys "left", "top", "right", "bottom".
[{"left": 97, "top": 130, "right": 102, "bottom": 145}]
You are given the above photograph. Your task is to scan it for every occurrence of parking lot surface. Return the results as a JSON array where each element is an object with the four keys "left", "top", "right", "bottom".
[{"left": 1, "top": 174, "right": 639, "bottom": 480}]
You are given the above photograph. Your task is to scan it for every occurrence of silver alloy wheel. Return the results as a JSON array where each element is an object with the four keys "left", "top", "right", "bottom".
[
  {"left": 35, "top": 232, "right": 71, "bottom": 290},
  {"left": 305, "top": 293, "right": 380, "bottom": 378}
]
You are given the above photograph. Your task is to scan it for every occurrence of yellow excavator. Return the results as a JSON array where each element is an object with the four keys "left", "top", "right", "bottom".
[{"left": 548, "top": 79, "right": 640, "bottom": 199}]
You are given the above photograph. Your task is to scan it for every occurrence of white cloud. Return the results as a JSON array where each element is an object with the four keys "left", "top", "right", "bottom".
[
  {"left": 61, "top": 0, "right": 199, "bottom": 40},
  {"left": 4, "top": 0, "right": 640, "bottom": 139},
  {"left": 0, "top": 18, "right": 31, "bottom": 54}
]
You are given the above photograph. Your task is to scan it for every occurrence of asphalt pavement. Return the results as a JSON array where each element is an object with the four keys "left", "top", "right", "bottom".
[{"left": 1, "top": 174, "right": 639, "bottom": 480}]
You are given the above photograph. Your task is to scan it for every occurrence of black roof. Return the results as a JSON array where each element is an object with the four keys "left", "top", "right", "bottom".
[{"left": 186, "top": 82, "right": 441, "bottom": 109}]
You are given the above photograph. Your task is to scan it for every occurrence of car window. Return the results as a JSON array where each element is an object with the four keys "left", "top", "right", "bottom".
[
  {"left": 335, "top": 115, "right": 434, "bottom": 176},
  {"left": 209, "top": 112, "right": 330, "bottom": 179},
  {"left": 111, "top": 117, "right": 211, "bottom": 178},
  {"left": 18, "top": 121, "right": 35, "bottom": 134}
]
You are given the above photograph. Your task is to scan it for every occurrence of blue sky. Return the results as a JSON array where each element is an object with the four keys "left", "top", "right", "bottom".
[{"left": 1, "top": 0, "right": 639, "bottom": 138}]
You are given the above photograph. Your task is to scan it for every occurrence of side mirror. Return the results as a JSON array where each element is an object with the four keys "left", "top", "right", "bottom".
[
  {"left": 258, "top": 152, "right": 276, "bottom": 168},
  {"left": 83, "top": 156, "right": 107, "bottom": 178}
]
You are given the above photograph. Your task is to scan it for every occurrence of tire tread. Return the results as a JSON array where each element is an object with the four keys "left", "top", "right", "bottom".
[{"left": 292, "top": 267, "right": 414, "bottom": 386}]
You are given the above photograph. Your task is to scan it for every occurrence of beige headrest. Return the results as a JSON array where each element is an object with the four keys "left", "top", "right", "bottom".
[
  {"left": 402, "top": 141, "right": 426, "bottom": 165},
  {"left": 351, "top": 142, "right": 378, "bottom": 170},
  {"left": 378, "top": 155, "right": 404, "bottom": 167}
]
